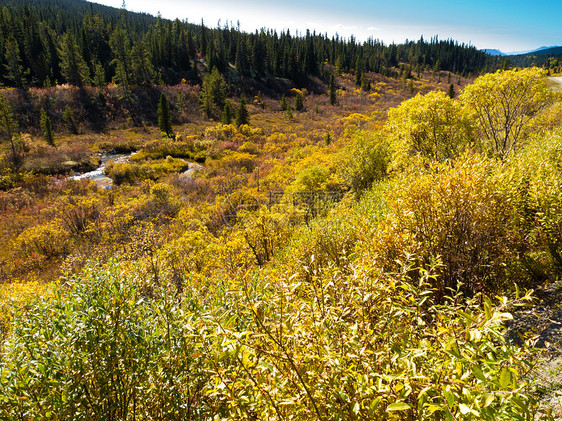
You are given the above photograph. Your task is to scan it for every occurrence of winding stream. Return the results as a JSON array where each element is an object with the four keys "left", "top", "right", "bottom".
[{"left": 71, "top": 151, "right": 136, "bottom": 188}]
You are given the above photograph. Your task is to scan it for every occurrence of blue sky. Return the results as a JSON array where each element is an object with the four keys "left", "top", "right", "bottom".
[{"left": 92, "top": 0, "right": 561, "bottom": 52}]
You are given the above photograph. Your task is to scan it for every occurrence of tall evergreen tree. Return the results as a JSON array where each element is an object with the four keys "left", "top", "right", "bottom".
[
  {"left": 235, "top": 98, "right": 249, "bottom": 127},
  {"left": 355, "top": 58, "right": 362, "bottom": 86},
  {"left": 130, "top": 41, "right": 155, "bottom": 86},
  {"left": 109, "top": 26, "right": 132, "bottom": 95},
  {"left": 0, "top": 93, "right": 18, "bottom": 165},
  {"left": 200, "top": 67, "right": 228, "bottom": 118},
  {"left": 294, "top": 93, "right": 304, "bottom": 111},
  {"left": 40, "top": 108, "right": 55, "bottom": 146},
  {"left": 329, "top": 73, "right": 337, "bottom": 105},
  {"left": 158, "top": 93, "right": 173, "bottom": 137},
  {"left": 4, "top": 36, "right": 26, "bottom": 87},
  {"left": 59, "top": 31, "right": 90, "bottom": 86},
  {"left": 221, "top": 101, "right": 232, "bottom": 125},
  {"left": 280, "top": 94, "right": 288, "bottom": 111},
  {"left": 447, "top": 83, "right": 455, "bottom": 99},
  {"left": 93, "top": 61, "right": 106, "bottom": 87}
]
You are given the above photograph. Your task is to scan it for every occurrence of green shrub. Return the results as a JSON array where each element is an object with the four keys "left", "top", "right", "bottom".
[
  {"left": 0, "top": 258, "right": 540, "bottom": 420},
  {"left": 339, "top": 130, "right": 391, "bottom": 196}
]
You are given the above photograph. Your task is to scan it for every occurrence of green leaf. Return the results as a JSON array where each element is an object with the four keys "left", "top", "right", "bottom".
[
  {"left": 499, "top": 367, "right": 512, "bottom": 389},
  {"left": 483, "top": 393, "right": 494, "bottom": 407},
  {"left": 472, "top": 365, "right": 486, "bottom": 382},
  {"left": 386, "top": 402, "right": 412, "bottom": 412},
  {"left": 369, "top": 396, "right": 382, "bottom": 415},
  {"left": 425, "top": 403, "right": 445, "bottom": 412},
  {"left": 459, "top": 311, "right": 477, "bottom": 324}
]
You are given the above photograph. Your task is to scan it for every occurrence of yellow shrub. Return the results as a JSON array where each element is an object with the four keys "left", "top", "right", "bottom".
[
  {"left": 0, "top": 281, "right": 53, "bottom": 336},
  {"left": 15, "top": 219, "right": 71, "bottom": 259}
]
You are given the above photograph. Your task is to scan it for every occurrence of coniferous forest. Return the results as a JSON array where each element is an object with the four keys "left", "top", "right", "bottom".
[
  {"left": 2, "top": 0, "right": 562, "bottom": 420},
  {"left": 0, "top": 0, "right": 497, "bottom": 89}
]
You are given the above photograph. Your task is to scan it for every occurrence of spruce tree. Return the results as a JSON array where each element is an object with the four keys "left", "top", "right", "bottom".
[
  {"left": 110, "top": 26, "right": 132, "bottom": 96},
  {"left": 221, "top": 102, "right": 232, "bottom": 125},
  {"left": 447, "top": 83, "right": 455, "bottom": 99},
  {"left": 158, "top": 93, "right": 173, "bottom": 137},
  {"left": 131, "top": 41, "right": 155, "bottom": 86},
  {"left": 329, "top": 73, "right": 336, "bottom": 105},
  {"left": 361, "top": 75, "right": 371, "bottom": 91},
  {"left": 294, "top": 93, "right": 303, "bottom": 111},
  {"left": 355, "top": 59, "right": 362, "bottom": 87},
  {"left": 280, "top": 94, "right": 288, "bottom": 111},
  {"left": 63, "top": 105, "right": 77, "bottom": 134},
  {"left": 93, "top": 62, "right": 106, "bottom": 88},
  {"left": 59, "top": 32, "right": 90, "bottom": 86},
  {"left": 0, "top": 93, "right": 18, "bottom": 165},
  {"left": 41, "top": 108, "right": 55, "bottom": 146},
  {"left": 235, "top": 98, "right": 249, "bottom": 127},
  {"left": 200, "top": 67, "right": 228, "bottom": 118},
  {"left": 4, "top": 36, "right": 26, "bottom": 87}
]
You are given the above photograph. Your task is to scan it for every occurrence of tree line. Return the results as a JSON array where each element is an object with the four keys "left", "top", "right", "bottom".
[{"left": 0, "top": 0, "right": 501, "bottom": 90}]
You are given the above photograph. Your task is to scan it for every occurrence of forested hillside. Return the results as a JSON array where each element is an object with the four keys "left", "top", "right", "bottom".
[
  {"left": 0, "top": 0, "right": 498, "bottom": 89},
  {"left": 1, "top": 0, "right": 562, "bottom": 419}
]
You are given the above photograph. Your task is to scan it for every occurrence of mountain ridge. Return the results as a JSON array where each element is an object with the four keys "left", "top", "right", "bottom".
[{"left": 483, "top": 45, "right": 561, "bottom": 57}]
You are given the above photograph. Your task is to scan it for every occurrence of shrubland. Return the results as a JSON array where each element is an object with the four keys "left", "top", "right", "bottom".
[{"left": 0, "top": 67, "right": 561, "bottom": 419}]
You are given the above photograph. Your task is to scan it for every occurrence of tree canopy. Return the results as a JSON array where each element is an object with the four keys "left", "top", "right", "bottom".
[{"left": 461, "top": 68, "right": 554, "bottom": 159}]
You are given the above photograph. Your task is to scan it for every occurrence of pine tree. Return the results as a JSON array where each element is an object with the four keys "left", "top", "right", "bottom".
[
  {"left": 294, "top": 93, "right": 304, "bottom": 111},
  {"left": 93, "top": 62, "right": 106, "bottom": 87},
  {"left": 235, "top": 98, "right": 249, "bottom": 127},
  {"left": 59, "top": 32, "right": 90, "bottom": 86},
  {"left": 335, "top": 56, "right": 343, "bottom": 76},
  {"left": 0, "top": 93, "right": 18, "bottom": 165},
  {"left": 433, "top": 59, "right": 440, "bottom": 80},
  {"left": 200, "top": 67, "right": 228, "bottom": 118},
  {"left": 63, "top": 105, "right": 77, "bottom": 134},
  {"left": 131, "top": 41, "right": 155, "bottom": 86},
  {"left": 361, "top": 74, "right": 371, "bottom": 91},
  {"left": 355, "top": 59, "right": 362, "bottom": 87},
  {"left": 4, "top": 36, "right": 26, "bottom": 87},
  {"left": 221, "top": 102, "right": 232, "bottom": 125},
  {"left": 200, "top": 19, "right": 207, "bottom": 56},
  {"left": 280, "top": 94, "right": 288, "bottom": 111},
  {"left": 329, "top": 73, "right": 337, "bottom": 105},
  {"left": 447, "top": 83, "right": 455, "bottom": 99},
  {"left": 41, "top": 108, "right": 55, "bottom": 146},
  {"left": 158, "top": 93, "right": 173, "bottom": 137},
  {"left": 304, "top": 29, "right": 316, "bottom": 75},
  {"left": 235, "top": 37, "right": 249, "bottom": 76},
  {"left": 110, "top": 26, "right": 132, "bottom": 96}
]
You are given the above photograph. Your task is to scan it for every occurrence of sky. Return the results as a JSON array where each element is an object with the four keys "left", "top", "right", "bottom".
[{"left": 90, "top": 0, "right": 562, "bottom": 53}]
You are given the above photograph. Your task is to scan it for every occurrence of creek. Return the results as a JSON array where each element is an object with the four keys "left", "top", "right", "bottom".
[{"left": 71, "top": 151, "right": 136, "bottom": 188}]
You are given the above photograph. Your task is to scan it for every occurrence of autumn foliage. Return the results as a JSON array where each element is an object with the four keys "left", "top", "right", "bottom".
[{"left": 0, "top": 67, "right": 561, "bottom": 419}]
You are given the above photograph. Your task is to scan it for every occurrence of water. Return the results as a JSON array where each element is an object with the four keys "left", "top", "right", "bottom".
[{"left": 71, "top": 151, "right": 136, "bottom": 188}]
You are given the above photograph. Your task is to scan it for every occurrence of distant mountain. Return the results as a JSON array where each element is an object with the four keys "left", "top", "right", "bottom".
[
  {"left": 526, "top": 46, "right": 562, "bottom": 56},
  {"left": 532, "top": 46, "right": 560, "bottom": 53},
  {"left": 484, "top": 46, "right": 562, "bottom": 57},
  {"left": 505, "top": 46, "right": 561, "bottom": 56},
  {"left": 483, "top": 49, "right": 505, "bottom": 56}
]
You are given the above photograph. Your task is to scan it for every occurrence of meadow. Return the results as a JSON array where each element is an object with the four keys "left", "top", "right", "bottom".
[{"left": 1, "top": 66, "right": 562, "bottom": 419}]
